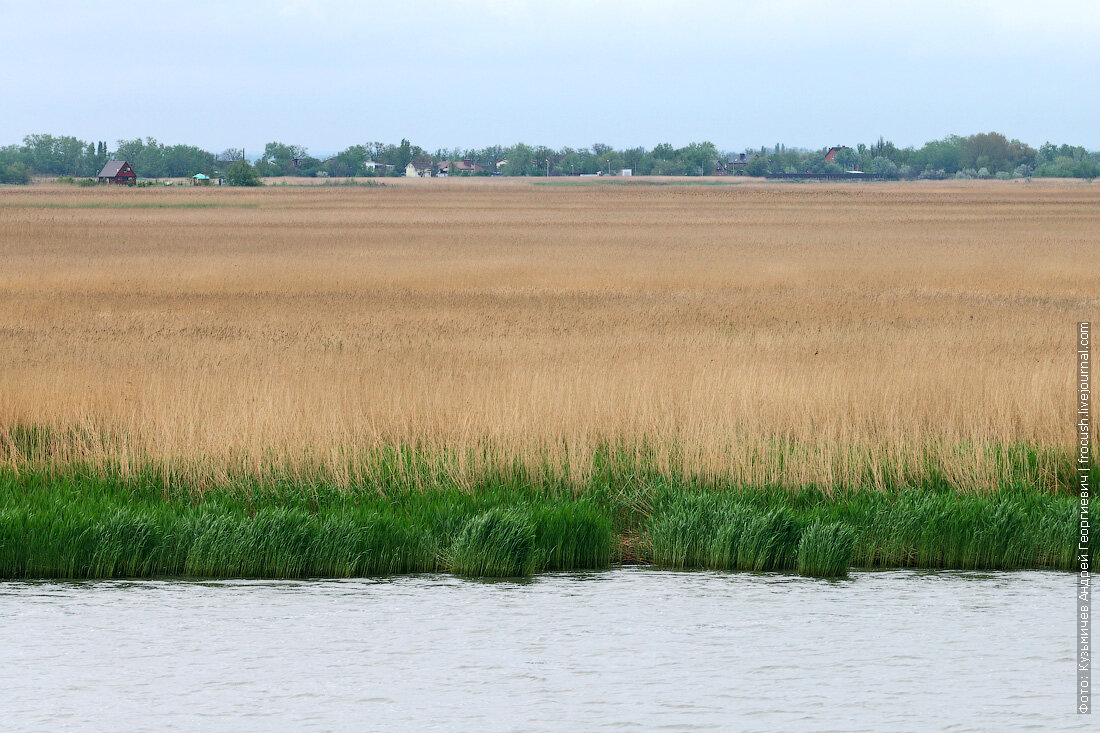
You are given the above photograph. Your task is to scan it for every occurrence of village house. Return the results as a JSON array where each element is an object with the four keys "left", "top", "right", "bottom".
[
  {"left": 715, "top": 152, "right": 756, "bottom": 174},
  {"left": 96, "top": 160, "right": 137, "bottom": 184},
  {"left": 436, "top": 158, "right": 484, "bottom": 176},
  {"left": 405, "top": 161, "right": 434, "bottom": 178}
]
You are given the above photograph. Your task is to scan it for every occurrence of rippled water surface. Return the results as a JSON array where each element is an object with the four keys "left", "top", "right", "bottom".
[{"left": 0, "top": 569, "right": 1080, "bottom": 731}]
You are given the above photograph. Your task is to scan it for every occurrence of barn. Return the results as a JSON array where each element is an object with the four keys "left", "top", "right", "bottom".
[{"left": 97, "top": 160, "right": 137, "bottom": 185}]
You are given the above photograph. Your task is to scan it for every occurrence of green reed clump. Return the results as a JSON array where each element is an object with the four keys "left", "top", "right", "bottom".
[
  {"left": 703, "top": 503, "right": 757, "bottom": 569},
  {"left": 450, "top": 506, "right": 540, "bottom": 577},
  {"left": 0, "top": 499, "right": 183, "bottom": 579},
  {"left": 797, "top": 520, "right": 856, "bottom": 577},
  {"left": 534, "top": 502, "right": 613, "bottom": 570},
  {"left": 1032, "top": 500, "right": 1081, "bottom": 569},
  {"left": 647, "top": 494, "right": 730, "bottom": 569},
  {"left": 0, "top": 462, "right": 1083, "bottom": 579},
  {"left": 87, "top": 507, "right": 175, "bottom": 578},
  {"left": 848, "top": 491, "right": 1076, "bottom": 570},
  {"left": 648, "top": 494, "right": 803, "bottom": 572},
  {"left": 736, "top": 508, "right": 801, "bottom": 571},
  {"left": 645, "top": 487, "right": 1078, "bottom": 575},
  {"left": 0, "top": 494, "right": 444, "bottom": 580}
]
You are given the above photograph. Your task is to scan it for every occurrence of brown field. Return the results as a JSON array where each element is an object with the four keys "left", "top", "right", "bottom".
[{"left": 1, "top": 180, "right": 1097, "bottom": 490}]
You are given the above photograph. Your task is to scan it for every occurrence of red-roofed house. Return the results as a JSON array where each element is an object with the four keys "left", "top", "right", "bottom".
[{"left": 97, "top": 160, "right": 137, "bottom": 185}]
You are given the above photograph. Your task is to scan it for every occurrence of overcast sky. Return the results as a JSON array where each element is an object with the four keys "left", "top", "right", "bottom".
[{"left": 2, "top": 0, "right": 1097, "bottom": 154}]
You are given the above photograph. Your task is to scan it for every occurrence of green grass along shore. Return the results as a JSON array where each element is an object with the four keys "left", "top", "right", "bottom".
[{"left": 0, "top": 463, "right": 1086, "bottom": 579}]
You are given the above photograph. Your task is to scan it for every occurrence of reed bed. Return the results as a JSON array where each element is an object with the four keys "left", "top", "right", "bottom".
[
  {"left": 0, "top": 468, "right": 615, "bottom": 579},
  {"left": 0, "top": 181, "right": 1095, "bottom": 577},
  {"left": 0, "top": 464, "right": 1082, "bottom": 579},
  {"left": 643, "top": 486, "right": 1080, "bottom": 577},
  {"left": 1, "top": 182, "right": 1096, "bottom": 492}
]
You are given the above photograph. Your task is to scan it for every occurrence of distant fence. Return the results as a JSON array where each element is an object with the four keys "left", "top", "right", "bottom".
[{"left": 765, "top": 172, "right": 888, "bottom": 181}]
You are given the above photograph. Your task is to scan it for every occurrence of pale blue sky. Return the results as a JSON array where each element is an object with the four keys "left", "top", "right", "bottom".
[{"left": 1, "top": 0, "right": 1096, "bottom": 153}]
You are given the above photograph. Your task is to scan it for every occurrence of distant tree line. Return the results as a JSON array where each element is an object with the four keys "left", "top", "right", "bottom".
[
  {"left": 0, "top": 134, "right": 218, "bottom": 183},
  {"left": 246, "top": 139, "right": 729, "bottom": 178},
  {"left": 2, "top": 131, "right": 1098, "bottom": 184},
  {"left": 743, "top": 133, "right": 1100, "bottom": 180}
]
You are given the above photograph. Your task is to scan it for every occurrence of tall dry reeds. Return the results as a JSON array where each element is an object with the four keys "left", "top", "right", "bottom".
[{"left": 0, "top": 181, "right": 1096, "bottom": 491}]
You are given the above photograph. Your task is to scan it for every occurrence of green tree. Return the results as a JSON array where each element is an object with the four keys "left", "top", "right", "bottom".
[
  {"left": 958, "top": 132, "right": 1034, "bottom": 173},
  {"left": 259, "top": 142, "right": 309, "bottom": 176},
  {"left": 395, "top": 138, "right": 414, "bottom": 171},
  {"left": 1078, "top": 160, "right": 1100, "bottom": 180},
  {"left": 599, "top": 150, "right": 624, "bottom": 175},
  {"left": 744, "top": 155, "right": 769, "bottom": 177},
  {"left": 162, "top": 144, "right": 214, "bottom": 177},
  {"left": 679, "top": 142, "right": 718, "bottom": 175},
  {"left": 834, "top": 148, "right": 860, "bottom": 170},
  {"left": 226, "top": 160, "right": 262, "bottom": 186},
  {"left": 0, "top": 161, "right": 30, "bottom": 184},
  {"left": 325, "top": 145, "right": 374, "bottom": 177},
  {"left": 869, "top": 156, "right": 899, "bottom": 177},
  {"left": 913, "top": 136, "right": 964, "bottom": 173},
  {"left": 502, "top": 143, "right": 537, "bottom": 175},
  {"left": 651, "top": 143, "right": 675, "bottom": 160},
  {"left": 804, "top": 152, "right": 828, "bottom": 173},
  {"left": 21, "top": 134, "right": 91, "bottom": 175}
]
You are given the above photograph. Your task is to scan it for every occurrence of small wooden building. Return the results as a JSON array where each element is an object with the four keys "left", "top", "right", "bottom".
[{"left": 97, "top": 161, "right": 137, "bottom": 185}]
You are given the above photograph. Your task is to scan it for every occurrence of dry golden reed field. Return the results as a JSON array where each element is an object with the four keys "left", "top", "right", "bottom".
[{"left": 1, "top": 179, "right": 1097, "bottom": 491}]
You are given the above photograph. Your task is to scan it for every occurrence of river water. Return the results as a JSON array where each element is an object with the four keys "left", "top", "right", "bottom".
[{"left": 0, "top": 569, "right": 1081, "bottom": 731}]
